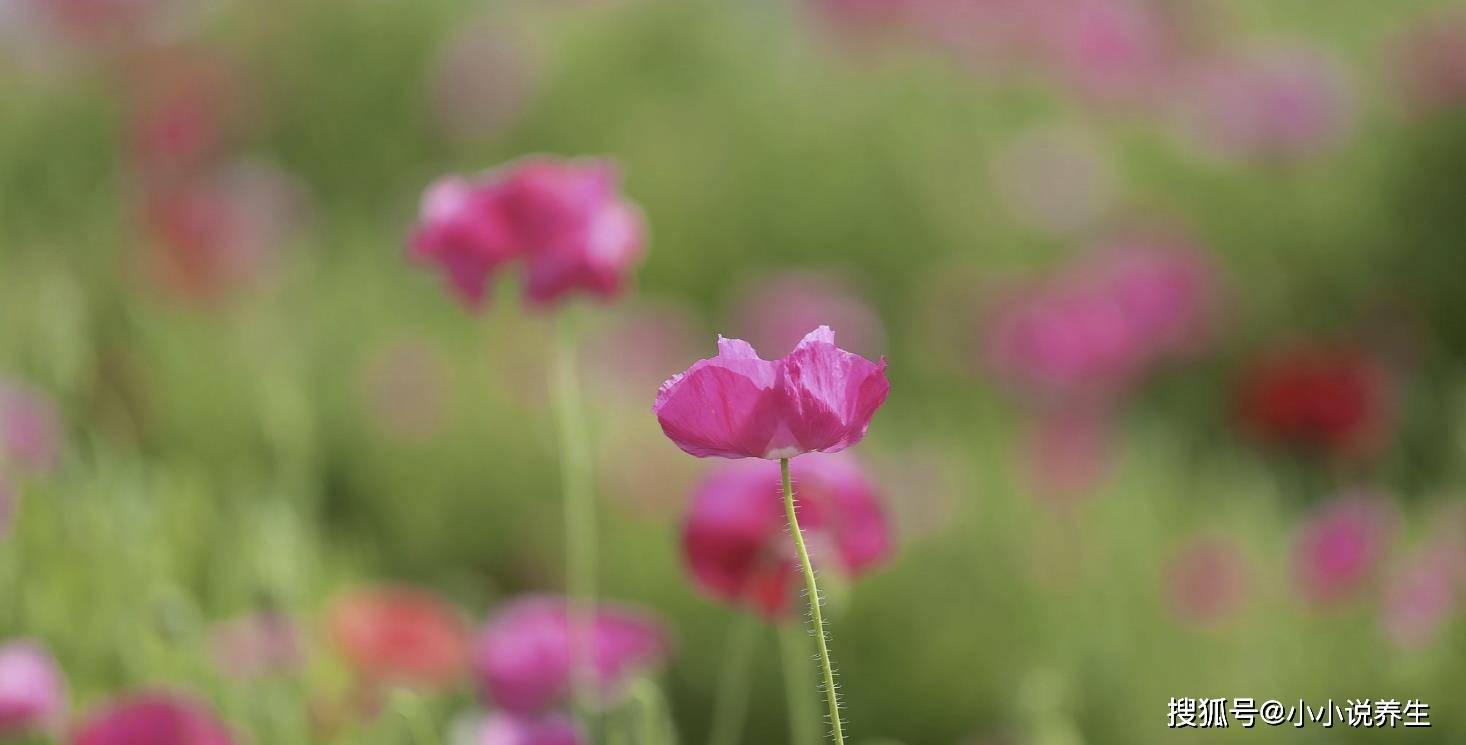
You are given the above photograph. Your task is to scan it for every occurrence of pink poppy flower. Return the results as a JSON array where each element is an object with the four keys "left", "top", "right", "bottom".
[
  {"left": 730, "top": 272, "right": 885, "bottom": 359},
  {"left": 498, "top": 158, "right": 646, "bottom": 306},
  {"left": 471, "top": 712, "right": 584, "bottom": 745},
  {"left": 472, "top": 596, "right": 667, "bottom": 715},
  {"left": 1293, "top": 496, "right": 1395, "bottom": 607},
  {"left": 0, "top": 640, "right": 65, "bottom": 736},
  {"left": 1164, "top": 534, "right": 1249, "bottom": 625},
  {"left": 683, "top": 453, "right": 892, "bottom": 619},
  {"left": 409, "top": 175, "right": 520, "bottom": 308},
  {"left": 0, "top": 380, "right": 63, "bottom": 474},
  {"left": 1392, "top": 10, "right": 1466, "bottom": 114},
  {"left": 1176, "top": 44, "right": 1354, "bottom": 162},
  {"left": 326, "top": 586, "right": 469, "bottom": 690},
  {"left": 71, "top": 693, "right": 234, "bottom": 745},
  {"left": 409, "top": 157, "right": 645, "bottom": 308},
  {"left": 209, "top": 612, "right": 304, "bottom": 679},
  {"left": 654, "top": 326, "right": 890, "bottom": 460},
  {"left": 985, "top": 237, "right": 1216, "bottom": 401}
]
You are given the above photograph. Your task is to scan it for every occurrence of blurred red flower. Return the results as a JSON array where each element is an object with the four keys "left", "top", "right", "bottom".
[
  {"left": 1235, "top": 343, "right": 1392, "bottom": 458},
  {"left": 71, "top": 693, "right": 233, "bottom": 745},
  {"left": 326, "top": 586, "right": 469, "bottom": 690}
]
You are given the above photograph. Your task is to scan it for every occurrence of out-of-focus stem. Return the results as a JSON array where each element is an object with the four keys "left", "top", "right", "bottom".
[
  {"left": 552, "top": 314, "right": 598, "bottom": 724},
  {"left": 708, "top": 611, "right": 761, "bottom": 745}
]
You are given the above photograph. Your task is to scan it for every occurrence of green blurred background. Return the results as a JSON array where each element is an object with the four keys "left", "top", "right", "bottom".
[{"left": 4, "top": 0, "right": 1466, "bottom": 742}]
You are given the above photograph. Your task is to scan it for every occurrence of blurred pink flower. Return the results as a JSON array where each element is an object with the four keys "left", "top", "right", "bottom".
[
  {"left": 429, "top": 17, "right": 537, "bottom": 143},
  {"left": 500, "top": 157, "right": 647, "bottom": 306},
  {"left": 1177, "top": 45, "right": 1355, "bottom": 162},
  {"left": 991, "top": 124, "right": 1118, "bottom": 237},
  {"left": 1293, "top": 496, "right": 1395, "bottom": 607},
  {"left": 326, "top": 586, "right": 469, "bottom": 690},
  {"left": 683, "top": 453, "right": 893, "bottom": 619},
  {"left": 1165, "top": 533, "right": 1249, "bottom": 625},
  {"left": 410, "top": 174, "right": 520, "bottom": 307},
  {"left": 0, "top": 640, "right": 65, "bottom": 736},
  {"left": 730, "top": 272, "right": 885, "bottom": 359},
  {"left": 1382, "top": 545, "right": 1460, "bottom": 648},
  {"left": 655, "top": 326, "right": 890, "bottom": 460},
  {"left": 1022, "top": 406, "right": 1114, "bottom": 506},
  {"left": 71, "top": 693, "right": 234, "bottom": 745},
  {"left": 209, "top": 612, "right": 304, "bottom": 679},
  {"left": 359, "top": 340, "right": 450, "bottom": 441},
  {"left": 1037, "top": 0, "right": 1181, "bottom": 105},
  {"left": 0, "top": 380, "right": 64, "bottom": 474},
  {"left": 141, "top": 159, "right": 306, "bottom": 303},
  {"left": 410, "top": 157, "right": 646, "bottom": 308},
  {"left": 1392, "top": 10, "right": 1466, "bottom": 114},
  {"left": 473, "top": 712, "right": 584, "bottom": 745},
  {"left": 124, "top": 48, "right": 245, "bottom": 181},
  {"left": 23, "top": 0, "right": 160, "bottom": 45},
  {"left": 985, "top": 236, "right": 1217, "bottom": 401},
  {"left": 472, "top": 596, "right": 668, "bottom": 714}
]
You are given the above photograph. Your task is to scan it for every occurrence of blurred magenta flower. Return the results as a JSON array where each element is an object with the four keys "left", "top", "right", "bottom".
[
  {"left": 1176, "top": 45, "right": 1354, "bottom": 162},
  {"left": 0, "top": 380, "right": 64, "bottom": 474},
  {"left": 473, "top": 712, "right": 584, "bottom": 745},
  {"left": 500, "top": 157, "right": 646, "bottom": 306},
  {"left": 1392, "top": 10, "right": 1466, "bottom": 114},
  {"left": 326, "top": 586, "right": 469, "bottom": 690},
  {"left": 730, "top": 272, "right": 885, "bottom": 359},
  {"left": 71, "top": 693, "right": 233, "bottom": 745},
  {"left": 1164, "top": 534, "right": 1249, "bottom": 625},
  {"left": 410, "top": 174, "right": 520, "bottom": 307},
  {"left": 1235, "top": 342, "right": 1392, "bottom": 459},
  {"left": 209, "top": 612, "right": 304, "bottom": 679},
  {"left": 985, "top": 236, "right": 1217, "bottom": 401},
  {"left": 410, "top": 157, "right": 646, "bottom": 309},
  {"left": 991, "top": 124, "right": 1118, "bottom": 237},
  {"left": 654, "top": 326, "right": 890, "bottom": 460},
  {"left": 683, "top": 453, "right": 892, "bottom": 618},
  {"left": 359, "top": 340, "right": 450, "bottom": 441},
  {"left": 141, "top": 159, "right": 306, "bottom": 303},
  {"left": 472, "top": 596, "right": 668, "bottom": 714},
  {"left": 1293, "top": 496, "right": 1395, "bottom": 607},
  {"left": 0, "top": 640, "right": 65, "bottom": 736}
]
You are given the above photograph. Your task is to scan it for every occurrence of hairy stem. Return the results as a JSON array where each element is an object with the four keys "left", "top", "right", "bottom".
[{"left": 780, "top": 457, "right": 846, "bottom": 745}]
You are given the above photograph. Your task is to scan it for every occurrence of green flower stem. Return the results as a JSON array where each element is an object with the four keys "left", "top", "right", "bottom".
[
  {"left": 552, "top": 315, "right": 598, "bottom": 723},
  {"left": 780, "top": 457, "right": 846, "bottom": 745},
  {"left": 707, "top": 611, "right": 761, "bottom": 745}
]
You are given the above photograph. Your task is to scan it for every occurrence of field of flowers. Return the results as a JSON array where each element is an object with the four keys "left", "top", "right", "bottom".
[{"left": 3, "top": 0, "right": 1466, "bottom": 743}]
